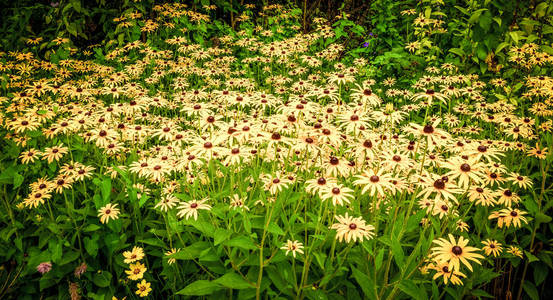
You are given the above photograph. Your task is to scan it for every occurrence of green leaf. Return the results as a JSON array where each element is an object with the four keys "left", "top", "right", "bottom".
[
  {"left": 455, "top": 6, "right": 469, "bottom": 16},
  {"left": 59, "top": 251, "right": 80, "bottom": 265},
  {"left": 83, "top": 224, "right": 102, "bottom": 232},
  {"left": 476, "top": 44, "right": 488, "bottom": 60},
  {"left": 496, "top": 42, "right": 510, "bottom": 53},
  {"left": 225, "top": 236, "right": 257, "bottom": 250},
  {"left": 478, "top": 12, "right": 492, "bottom": 31},
  {"left": 213, "top": 272, "right": 254, "bottom": 289},
  {"left": 351, "top": 267, "right": 375, "bottom": 298},
  {"left": 48, "top": 239, "right": 62, "bottom": 263},
  {"left": 100, "top": 178, "right": 111, "bottom": 203},
  {"left": 71, "top": 0, "right": 82, "bottom": 13},
  {"left": 84, "top": 235, "right": 99, "bottom": 257},
  {"left": 0, "top": 167, "right": 16, "bottom": 184},
  {"left": 525, "top": 251, "right": 539, "bottom": 263},
  {"left": 138, "top": 238, "right": 165, "bottom": 248},
  {"left": 92, "top": 271, "right": 112, "bottom": 288},
  {"left": 177, "top": 280, "right": 222, "bottom": 295},
  {"left": 267, "top": 223, "right": 285, "bottom": 235},
  {"left": 391, "top": 239, "right": 404, "bottom": 268},
  {"left": 468, "top": 9, "right": 488, "bottom": 24},
  {"left": 375, "top": 248, "right": 385, "bottom": 270},
  {"left": 449, "top": 48, "right": 465, "bottom": 57},
  {"left": 171, "top": 242, "right": 210, "bottom": 260},
  {"left": 13, "top": 173, "right": 24, "bottom": 188},
  {"left": 509, "top": 32, "right": 520, "bottom": 44},
  {"left": 471, "top": 289, "right": 494, "bottom": 298},
  {"left": 535, "top": 212, "right": 552, "bottom": 225},
  {"left": 399, "top": 280, "right": 426, "bottom": 300},
  {"left": 214, "top": 228, "right": 232, "bottom": 245},
  {"left": 533, "top": 263, "right": 548, "bottom": 286},
  {"left": 523, "top": 281, "right": 539, "bottom": 300}
]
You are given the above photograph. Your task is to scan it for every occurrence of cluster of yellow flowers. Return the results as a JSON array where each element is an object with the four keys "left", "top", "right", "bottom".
[{"left": 122, "top": 246, "right": 151, "bottom": 297}]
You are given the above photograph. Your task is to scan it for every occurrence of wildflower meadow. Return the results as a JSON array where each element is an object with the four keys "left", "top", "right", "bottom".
[{"left": 0, "top": 1, "right": 553, "bottom": 299}]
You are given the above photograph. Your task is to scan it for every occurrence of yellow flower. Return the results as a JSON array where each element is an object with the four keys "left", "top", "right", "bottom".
[
  {"left": 123, "top": 246, "right": 145, "bottom": 264},
  {"left": 280, "top": 240, "right": 304, "bottom": 258},
  {"left": 330, "top": 213, "right": 375, "bottom": 243},
  {"left": 125, "top": 262, "right": 146, "bottom": 281},
  {"left": 98, "top": 203, "right": 120, "bottom": 224},
  {"left": 135, "top": 280, "right": 152, "bottom": 297},
  {"left": 432, "top": 261, "right": 466, "bottom": 285},
  {"left": 430, "top": 234, "right": 484, "bottom": 272},
  {"left": 507, "top": 246, "right": 523, "bottom": 258},
  {"left": 482, "top": 240, "right": 502, "bottom": 257}
]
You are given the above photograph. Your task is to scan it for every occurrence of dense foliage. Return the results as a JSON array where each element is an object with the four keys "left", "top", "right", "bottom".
[{"left": 1, "top": 1, "right": 553, "bottom": 299}]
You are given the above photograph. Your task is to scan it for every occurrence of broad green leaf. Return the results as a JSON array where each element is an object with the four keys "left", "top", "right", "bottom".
[
  {"left": 171, "top": 242, "right": 210, "bottom": 260},
  {"left": 471, "top": 289, "right": 494, "bottom": 298},
  {"left": 399, "top": 280, "right": 426, "bottom": 300},
  {"left": 225, "top": 236, "right": 257, "bottom": 250},
  {"left": 177, "top": 280, "right": 222, "bottom": 295},
  {"left": 535, "top": 212, "right": 552, "bottom": 225},
  {"left": 214, "top": 228, "right": 232, "bottom": 245},
  {"left": 525, "top": 250, "right": 539, "bottom": 263},
  {"left": 92, "top": 271, "right": 112, "bottom": 288},
  {"left": 13, "top": 173, "right": 24, "bottom": 188},
  {"left": 449, "top": 48, "right": 465, "bottom": 57},
  {"left": 351, "top": 267, "right": 375, "bottom": 298},
  {"left": 496, "top": 42, "right": 510, "bottom": 53},
  {"left": 523, "top": 281, "right": 539, "bottom": 300},
  {"left": 213, "top": 272, "right": 254, "bottom": 289},
  {"left": 48, "top": 239, "right": 62, "bottom": 263},
  {"left": 468, "top": 9, "right": 488, "bottom": 24}
]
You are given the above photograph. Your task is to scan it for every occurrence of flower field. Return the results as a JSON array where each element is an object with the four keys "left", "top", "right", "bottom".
[{"left": 1, "top": 1, "right": 553, "bottom": 299}]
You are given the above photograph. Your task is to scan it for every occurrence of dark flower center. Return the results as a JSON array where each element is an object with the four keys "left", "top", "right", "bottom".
[
  {"left": 423, "top": 125, "right": 434, "bottom": 134},
  {"left": 434, "top": 179, "right": 445, "bottom": 190},
  {"left": 460, "top": 163, "right": 471, "bottom": 172},
  {"left": 271, "top": 132, "right": 281, "bottom": 140},
  {"left": 451, "top": 246, "right": 462, "bottom": 255}
]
